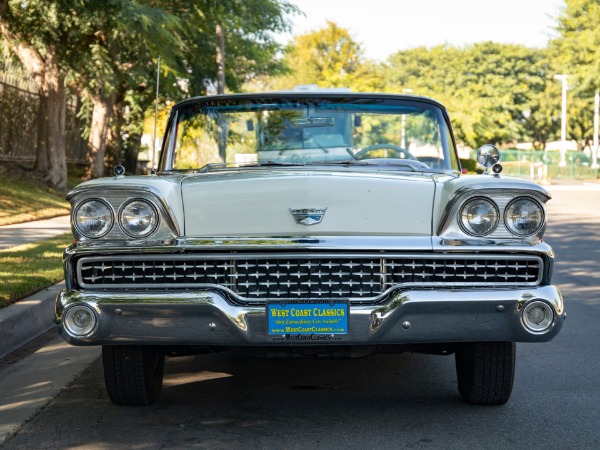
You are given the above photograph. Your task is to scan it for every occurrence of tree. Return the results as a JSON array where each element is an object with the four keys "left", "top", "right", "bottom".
[
  {"left": 168, "top": 0, "right": 296, "bottom": 95},
  {"left": 550, "top": 0, "right": 600, "bottom": 147},
  {"left": 111, "top": 0, "right": 297, "bottom": 169},
  {"left": 552, "top": 0, "right": 600, "bottom": 93},
  {"left": 0, "top": 0, "right": 69, "bottom": 190},
  {"left": 385, "top": 43, "right": 558, "bottom": 148},
  {"left": 0, "top": 0, "right": 178, "bottom": 184},
  {"left": 271, "top": 21, "right": 384, "bottom": 92},
  {"left": 68, "top": 1, "right": 183, "bottom": 179},
  {"left": 1, "top": 0, "right": 297, "bottom": 184}
]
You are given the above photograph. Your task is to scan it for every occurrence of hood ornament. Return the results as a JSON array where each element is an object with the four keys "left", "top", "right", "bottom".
[{"left": 290, "top": 208, "right": 327, "bottom": 226}]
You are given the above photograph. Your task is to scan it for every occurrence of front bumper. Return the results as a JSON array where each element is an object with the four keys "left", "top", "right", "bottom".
[{"left": 55, "top": 285, "right": 564, "bottom": 346}]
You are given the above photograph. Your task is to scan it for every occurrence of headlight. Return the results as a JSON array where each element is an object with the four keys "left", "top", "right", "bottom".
[
  {"left": 505, "top": 197, "right": 544, "bottom": 236},
  {"left": 119, "top": 199, "right": 159, "bottom": 238},
  {"left": 459, "top": 197, "right": 499, "bottom": 236},
  {"left": 74, "top": 199, "right": 113, "bottom": 238}
]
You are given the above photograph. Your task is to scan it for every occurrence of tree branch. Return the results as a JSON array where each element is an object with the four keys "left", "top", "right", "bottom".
[
  {"left": 0, "top": 21, "right": 46, "bottom": 89},
  {"left": 0, "top": 0, "right": 9, "bottom": 16}
]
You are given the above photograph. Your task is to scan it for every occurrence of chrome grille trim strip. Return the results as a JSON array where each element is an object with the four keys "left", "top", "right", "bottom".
[{"left": 76, "top": 253, "right": 544, "bottom": 304}]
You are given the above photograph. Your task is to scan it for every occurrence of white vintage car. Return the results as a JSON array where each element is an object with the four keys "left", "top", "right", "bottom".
[{"left": 56, "top": 92, "right": 564, "bottom": 406}]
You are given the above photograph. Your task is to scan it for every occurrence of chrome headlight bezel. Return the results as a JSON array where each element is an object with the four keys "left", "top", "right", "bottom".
[
  {"left": 63, "top": 304, "right": 98, "bottom": 337},
  {"left": 118, "top": 198, "right": 160, "bottom": 238},
  {"left": 504, "top": 197, "right": 545, "bottom": 237},
  {"left": 521, "top": 300, "right": 554, "bottom": 334},
  {"left": 458, "top": 196, "right": 500, "bottom": 237},
  {"left": 73, "top": 199, "right": 114, "bottom": 239}
]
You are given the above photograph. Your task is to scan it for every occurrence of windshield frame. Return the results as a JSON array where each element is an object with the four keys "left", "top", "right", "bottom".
[{"left": 157, "top": 92, "right": 460, "bottom": 174}]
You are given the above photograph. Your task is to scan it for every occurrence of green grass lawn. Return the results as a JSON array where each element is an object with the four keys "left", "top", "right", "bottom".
[
  {"left": 0, "top": 233, "right": 73, "bottom": 307},
  {"left": 0, "top": 176, "right": 70, "bottom": 226}
]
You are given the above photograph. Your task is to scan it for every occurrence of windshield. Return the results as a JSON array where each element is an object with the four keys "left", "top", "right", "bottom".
[{"left": 160, "top": 96, "right": 459, "bottom": 172}]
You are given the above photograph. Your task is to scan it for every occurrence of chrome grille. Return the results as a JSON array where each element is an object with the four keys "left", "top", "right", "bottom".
[{"left": 76, "top": 253, "right": 544, "bottom": 303}]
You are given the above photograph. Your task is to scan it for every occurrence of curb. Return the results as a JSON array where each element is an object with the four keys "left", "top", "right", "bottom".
[{"left": 0, "top": 281, "right": 64, "bottom": 360}]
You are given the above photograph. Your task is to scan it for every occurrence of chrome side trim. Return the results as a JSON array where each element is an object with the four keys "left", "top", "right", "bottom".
[
  {"left": 63, "top": 236, "right": 555, "bottom": 256},
  {"left": 183, "top": 236, "right": 433, "bottom": 250},
  {"left": 164, "top": 109, "right": 178, "bottom": 171},
  {"left": 432, "top": 238, "right": 555, "bottom": 256}
]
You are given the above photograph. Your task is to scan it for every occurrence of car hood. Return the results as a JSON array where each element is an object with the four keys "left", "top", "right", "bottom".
[{"left": 181, "top": 169, "right": 435, "bottom": 237}]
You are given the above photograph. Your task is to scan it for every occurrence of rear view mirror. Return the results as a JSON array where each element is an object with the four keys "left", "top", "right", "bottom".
[{"left": 289, "top": 117, "right": 334, "bottom": 128}]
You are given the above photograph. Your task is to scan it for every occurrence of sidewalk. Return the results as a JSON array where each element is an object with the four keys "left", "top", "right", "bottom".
[
  {"left": 0, "top": 215, "right": 99, "bottom": 445},
  {"left": 0, "top": 215, "right": 71, "bottom": 250}
]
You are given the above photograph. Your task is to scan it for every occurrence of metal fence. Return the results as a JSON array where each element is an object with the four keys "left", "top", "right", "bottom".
[
  {"left": 0, "top": 73, "right": 87, "bottom": 166},
  {"left": 469, "top": 149, "right": 599, "bottom": 182}
]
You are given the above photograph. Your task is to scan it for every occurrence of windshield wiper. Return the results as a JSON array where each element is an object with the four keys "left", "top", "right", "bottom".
[
  {"left": 251, "top": 161, "right": 305, "bottom": 167},
  {"left": 198, "top": 161, "right": 305, "bottom": 173},
  {"left": 199, "top": 163, "right": 228, "bottom": 173},
  {"left": 310, "top": 159, "right": 433, "bottom": 172}
]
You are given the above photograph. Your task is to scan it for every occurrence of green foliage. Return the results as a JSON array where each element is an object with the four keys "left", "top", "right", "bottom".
[
  {"left": 1, "top": 0, "right": 298, "bottom": 176},
  {"left": 550, "top": 0, "right": 600, "bottom": 148},
  {"left": 113, "top": 0, "right": 297, "bottom": 171},
  {"left": 4, "top": 1, "right": 600, "bottom": 173},
  {"left": 460, "top": 158, "right": 478, "bottom": 173},
  {"left": 269, "top": 16, "right": 600, "bottom": 154},
  {"left": 271, "top": 21, "right": 384, "bottom": 92},
  {"left": 385, "top": 42, "right": 559, "bottom": 148},
  {"left": 551, "top": 0, "right": 600, "bottom": 93}
]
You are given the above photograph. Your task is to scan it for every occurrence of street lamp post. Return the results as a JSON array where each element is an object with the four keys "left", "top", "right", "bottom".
[
  {"left": 554, "top": 74, "right": 570, "bottom": 168},
  {"left": 593, "top": 90, "right": 599, "bottom": 169}
]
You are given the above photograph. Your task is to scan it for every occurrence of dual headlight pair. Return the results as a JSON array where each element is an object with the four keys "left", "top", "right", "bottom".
[
  {"left": 74, "top": 199, "right": 159, "bottom": 239},
  {"left": 459, "top": 196, "right": 544, "bottom": 237}
]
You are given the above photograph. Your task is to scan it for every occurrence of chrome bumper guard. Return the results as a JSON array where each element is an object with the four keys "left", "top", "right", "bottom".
[{"left": 56, "top": 285, "right": 564, "bottom": 346}]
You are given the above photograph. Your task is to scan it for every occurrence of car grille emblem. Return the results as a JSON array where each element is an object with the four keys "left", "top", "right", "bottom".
[{"left": 290, "top": 208, "right": 327, "bottom": 226}]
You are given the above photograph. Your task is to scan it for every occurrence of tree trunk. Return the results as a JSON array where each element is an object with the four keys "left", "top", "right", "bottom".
[
  {"left": 216, "top": 23, "right": 226, "bottom": 95},
  {"left": 39, "top": 49, "right": 67, "bottom": 190},
  {"left": 85, "top": 93, "right": 116, "bottom": 179},
  {"left": 104, "top": 99, "right": 123, "bottom": 172},
  {"left": 0, "top": 22, "right": 68, "bottom": 190},
  {"left": 35, "top": 93, "right": 49, "bottom": 173},
  {"left": 43, "top": 82, "right": 67, "bottom": 190}
]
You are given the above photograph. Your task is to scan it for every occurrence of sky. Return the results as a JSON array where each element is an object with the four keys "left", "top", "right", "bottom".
[{"left": 282, "top": 0, "right": 566, "bottom": 61}]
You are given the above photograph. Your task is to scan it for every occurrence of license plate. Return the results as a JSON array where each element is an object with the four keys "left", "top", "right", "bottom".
[{"left": 267, "top": 301, "right": 348, "bottom": 335}]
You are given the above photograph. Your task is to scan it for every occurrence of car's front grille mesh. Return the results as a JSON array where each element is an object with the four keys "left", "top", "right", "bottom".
[{"left": 76, "top": 253, "right": 543, "bottom": 303}]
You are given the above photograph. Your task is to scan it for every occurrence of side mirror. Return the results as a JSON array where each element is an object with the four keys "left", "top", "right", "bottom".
[{"left": 477, "top": 144, "right": 502, "bottom": 175}]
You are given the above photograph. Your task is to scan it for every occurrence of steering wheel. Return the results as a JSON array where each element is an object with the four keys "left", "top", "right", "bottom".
[{"left": 353, "top": 144, "right": 417, "bottom": 160}]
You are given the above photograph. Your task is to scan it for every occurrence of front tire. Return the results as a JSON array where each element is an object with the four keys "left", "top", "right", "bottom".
[
  {"left": 102, "top": 345, "right": 165, "bottom": 406},
  {"left": 455, "top": 341, "right": 515, "bottom": 405}
]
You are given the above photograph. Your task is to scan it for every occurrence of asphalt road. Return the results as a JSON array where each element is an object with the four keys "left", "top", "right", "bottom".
[{"left": 3, "top": 185, "right": 599, "bottom": 450}]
